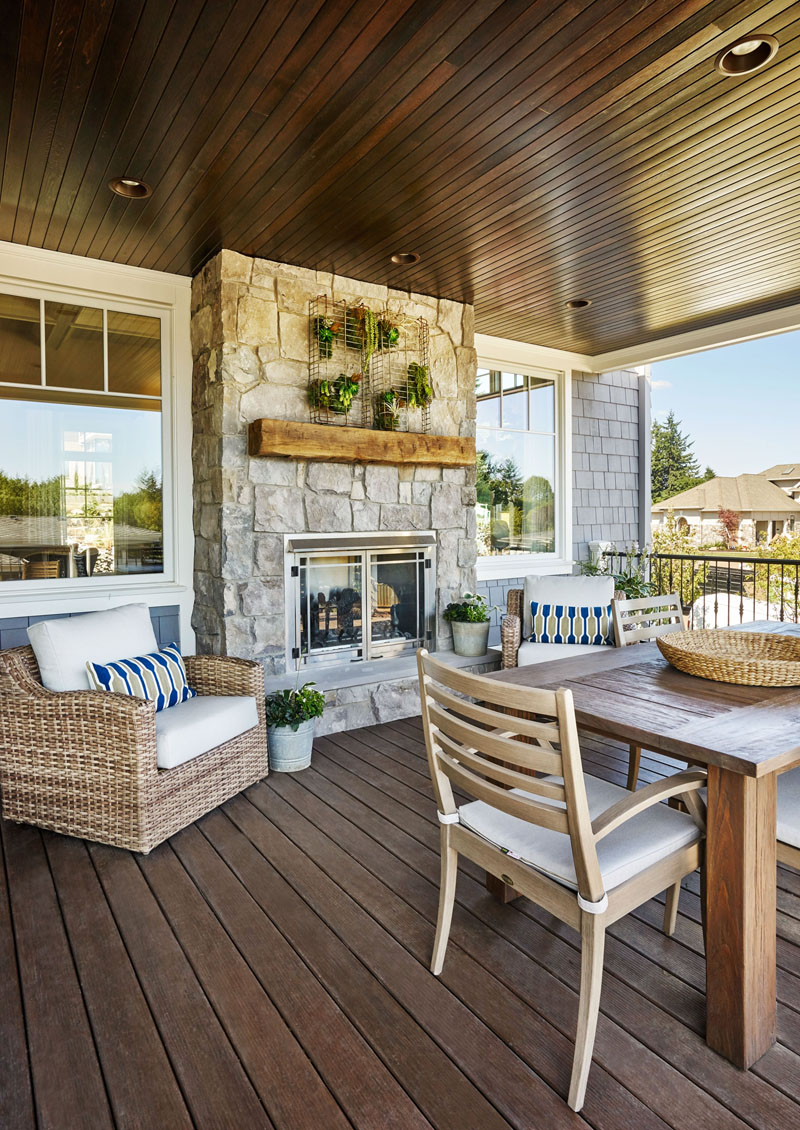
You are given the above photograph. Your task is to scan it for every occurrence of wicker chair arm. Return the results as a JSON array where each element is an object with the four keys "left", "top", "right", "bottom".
[
  {"left": 0, "top": 687, "right": 157, "bottom": 771},
  {"left": 183, "top": 654, "right": 266, "bottom": 725},
  {"left": 500, "top": 612, "right": 521, "bottom": 669},
  {"left": 506, "top": 588, "right": 524, "bottom": 620}
]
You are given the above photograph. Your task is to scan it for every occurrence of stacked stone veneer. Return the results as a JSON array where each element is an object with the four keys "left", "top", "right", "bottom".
[
  {"left": 572, "top": 369, "right": 641, "bottom": 565},
  {"left": 190, "top": 250, "right": 477, "bottom": 682}
]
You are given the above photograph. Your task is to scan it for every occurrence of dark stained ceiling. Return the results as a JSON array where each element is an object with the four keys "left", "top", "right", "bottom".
[{"left": 2, "top": 0, "right": 799, "bottom": 355}]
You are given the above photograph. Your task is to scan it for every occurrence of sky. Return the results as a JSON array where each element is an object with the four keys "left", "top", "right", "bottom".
[{"left": 649, "top": 329, "right": 800, "bottom": 477}]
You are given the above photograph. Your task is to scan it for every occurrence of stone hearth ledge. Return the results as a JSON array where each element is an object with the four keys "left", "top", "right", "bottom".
[{"left": 265, "top": 649, "right": 500, "bottom": 735}]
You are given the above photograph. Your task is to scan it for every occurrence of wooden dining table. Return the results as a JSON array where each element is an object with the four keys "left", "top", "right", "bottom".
[{"left": 487, "top": 623, "right": 800, "bottom": 1070}]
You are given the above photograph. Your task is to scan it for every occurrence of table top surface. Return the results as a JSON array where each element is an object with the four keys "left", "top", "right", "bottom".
[{"left": 488, "top": 623, "right": 800, "bottom": 777}]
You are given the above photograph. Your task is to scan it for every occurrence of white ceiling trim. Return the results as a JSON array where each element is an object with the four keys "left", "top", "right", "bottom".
[{"left": 591, "top": 302, "right": 800, "bottom": 372}]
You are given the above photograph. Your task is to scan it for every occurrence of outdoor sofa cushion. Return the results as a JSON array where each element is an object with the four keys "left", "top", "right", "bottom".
[
  {"left": 459, "top": 774, "right": 701, "bottom": 894},
  {"left": 529, "top": 600, "right": 612, "bottom": 645},
  {"left": 522, "top": 575, "right": 615, "bottom": 639},
  {"left": 86, "top": 643, "right": 196, "bottom": 711},
  {"left": 155, "top": 694, "right": 259, "bottom": 770},
  {"left": 517, "top": 641, "right": 601, "bottom": 666},
  {"left": 27, "top": 603, "right": 159, "bottom": 692}
]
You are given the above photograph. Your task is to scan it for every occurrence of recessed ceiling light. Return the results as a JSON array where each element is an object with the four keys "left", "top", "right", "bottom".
[
  {"left": 108, "top": 177, "right": 152, "bottom": 199},
  {"left": 391, "top": 252, "right": 419, "bottom": 265},
  {"left": 715, "top": 33, "right": 778, "bottom": 76},
  {"left": 565, "top": 298, "right": 592, "bottom": 310}
]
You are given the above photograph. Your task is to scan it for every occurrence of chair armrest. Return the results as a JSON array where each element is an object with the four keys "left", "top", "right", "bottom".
[
  {"left": 591, "top": 769, "right": 708, "bottom": 841},
  {"left": 500, "top": 613, "right": 521, "bottom": 669},
  {"left": 0, "top": 687, "right": 157, "bottom": 770},
  {"left": 183, "top": 654, "right": 266, "bottom": 725}
]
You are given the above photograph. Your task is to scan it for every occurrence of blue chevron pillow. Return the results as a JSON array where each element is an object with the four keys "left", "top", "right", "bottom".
[
  {"left": 529, "top": 602, "right": 612, "bottom": 646},
  {"left": 86, "top": 643, "right": 196, "bottom": 711}
]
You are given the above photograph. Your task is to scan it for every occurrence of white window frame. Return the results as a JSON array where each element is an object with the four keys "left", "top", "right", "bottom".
[
  {"left": 0, "top": 241, "right": 194, "bottom": 644},
  {"left": 474, "top": 335, "right": 588, "bottom": 582}
]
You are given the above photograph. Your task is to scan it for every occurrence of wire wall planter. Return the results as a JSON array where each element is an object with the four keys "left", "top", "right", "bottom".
[
  {"left": 308, "top": 296, "right": 431, "bottom": 433},
  {"left": 308, "top": 296, "right": 369, "bottom": 427}
]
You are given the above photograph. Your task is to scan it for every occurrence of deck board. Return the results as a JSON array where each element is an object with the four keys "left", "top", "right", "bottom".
[{"left": 2, "top": 719, "right": 800, "bottom": 1128}]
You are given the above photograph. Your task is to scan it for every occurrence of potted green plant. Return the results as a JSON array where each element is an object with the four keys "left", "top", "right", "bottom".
[
  {"left": 312, "top": 315, "right": 342, "bottom": 359},
  {"left": 443, "top": 592, "right": 495, "bottom": 656},
  {"left": 308, "top": 372, "right": 361, "bottom": 415},
  {"left": 373, "top": 387, "right": 406, "bottom": 430},
  {"left": 265, "top": 681, "right": 326, "bottom": 772},
  {"left": 378, "top": 314, "right": 400, "bottom": 349},
  {"left": 407, "top": 361, "right": 434, "bottom": 409}
]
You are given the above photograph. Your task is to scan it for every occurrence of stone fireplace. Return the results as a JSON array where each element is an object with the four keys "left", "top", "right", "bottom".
[
  {"left": 189, "top": 250, "right": 490, "bottom": 731},
  {"left": 285, "top": 532, "right": 436, "bottom": 669}
]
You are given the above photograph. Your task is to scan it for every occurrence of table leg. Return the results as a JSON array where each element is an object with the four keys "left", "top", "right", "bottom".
[{"left": 705, "top": 765, "right": 777, "bottom": 1067}]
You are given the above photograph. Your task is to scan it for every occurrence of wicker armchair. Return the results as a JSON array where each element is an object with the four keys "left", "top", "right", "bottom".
[
  {"left": 0, "top": 645, "right": 268, "bottom": 854},
  {"left": 501, "top": 585, "right": 625, "bottom": 668}
]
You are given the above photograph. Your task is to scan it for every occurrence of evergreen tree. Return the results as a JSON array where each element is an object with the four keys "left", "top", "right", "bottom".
[{"left": 651, "top": 412, "right": 714, "bottom": 503}]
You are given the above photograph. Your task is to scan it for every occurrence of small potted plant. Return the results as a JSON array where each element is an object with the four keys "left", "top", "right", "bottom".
[
  {"left": 443, "top": 592, "right": 494, "bottom": 656},
  {"left": 374, "top": 387, "right": 406, "bottom": 430},
  {"left": 308, "top": 372, "right": 361, "bottom": 415},
  {"left": 265, "top": 681, "right": 326, "bottom": 772},
  {"left": 407, "top": 361, "right": 434, "bottom": 408},
  {"left": 312, "top": 315, "right": 342, "bottom": 359}
]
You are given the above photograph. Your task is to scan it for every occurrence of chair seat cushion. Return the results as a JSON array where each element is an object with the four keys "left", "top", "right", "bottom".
[
  {"left": 155, "top": 695, "right": 259, "bottom": 770},
  {"left": 778, "top": 766, "right": 800, "bottom": 850},
  {"left": 517, "top": 641, "right": 604, "bottom": 666},
  {"left": 28, "top": 603, "right": 159, "bottom": 692},
  {"left": 458, "top": 774, "right": 701, "bottom": 894}
]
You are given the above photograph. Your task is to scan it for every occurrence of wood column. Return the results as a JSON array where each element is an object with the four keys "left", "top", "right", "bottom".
[{"left": 705, "top": 765, "right": 777, "bottom": 1067}]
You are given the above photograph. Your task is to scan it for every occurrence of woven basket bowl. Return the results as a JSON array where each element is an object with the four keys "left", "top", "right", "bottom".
[{"left": 657, "top": 629, "right": 800, "bottom": 686}]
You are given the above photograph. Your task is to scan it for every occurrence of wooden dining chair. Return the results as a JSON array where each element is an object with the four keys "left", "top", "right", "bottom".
[
  {"left": 611, "top": 593, "right": 685, "bottom": 790},
  {"left": 416, "top": 649, "right": 706, "bottom": 1112}
]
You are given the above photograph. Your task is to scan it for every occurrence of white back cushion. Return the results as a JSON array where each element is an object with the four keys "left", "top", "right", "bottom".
[
  {"left": 28, "top": 603, "right": 159, "bottom": 692},
  {"left": 522, "top": 574, "right": 615, "bottom": 639}
]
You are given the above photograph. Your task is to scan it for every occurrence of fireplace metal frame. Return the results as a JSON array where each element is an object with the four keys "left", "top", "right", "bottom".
[{"left": 284, "top": 531, "right": 436, "bottom": 670}]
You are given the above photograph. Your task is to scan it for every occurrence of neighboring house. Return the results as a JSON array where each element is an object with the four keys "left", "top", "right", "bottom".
[
  {"left": 651, "top": 474, "right": 800, "bottom": 545},
  {"left": 759, "top": 463, "right": 800, "bottom": 503}
]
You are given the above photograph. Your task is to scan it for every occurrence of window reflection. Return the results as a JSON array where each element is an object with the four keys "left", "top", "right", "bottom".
[
  {"left": 0, "top": 294, "right": 41, "bottom": 386},
  {"left": 0, "top": 399, "right": 163, "bottom": 581},
  {"left": 476, "top": 366, "right": 559, "bottom": 556},
  {"left": 44, "top": 302, "right": 104, "bottom": 391}
]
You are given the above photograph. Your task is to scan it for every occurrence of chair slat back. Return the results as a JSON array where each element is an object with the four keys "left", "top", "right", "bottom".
[
  {"left": 612, "top": 592, "right": 684, "bottom": 647},
  {"left": 417, "top": 650, "right": 605, "bottom": 900}
]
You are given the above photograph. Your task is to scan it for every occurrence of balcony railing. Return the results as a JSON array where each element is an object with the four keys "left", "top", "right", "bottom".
[{"left": 601, "top": 550, "right": 800, "bottom": 629}]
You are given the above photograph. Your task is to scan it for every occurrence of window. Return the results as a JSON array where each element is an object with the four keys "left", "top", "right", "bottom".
[
  {"left": 476, "top": 366, "right": 560, "bottom": 557},
  {"left": 0, "top": 291, "right": 165, "bottom": 583}
]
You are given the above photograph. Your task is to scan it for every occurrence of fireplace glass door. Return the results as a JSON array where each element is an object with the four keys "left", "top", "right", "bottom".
[
  {"left": 298, "top": 554, "right": 363, "bottom": 662},
  {"left": 294, "top": 546, "right": 430, "bottom": 666}
]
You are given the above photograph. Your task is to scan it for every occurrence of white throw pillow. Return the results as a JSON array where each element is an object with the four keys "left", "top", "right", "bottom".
[
  {"left": 522, "top": 574, "right": 615, "bottom": 640},
  {"left": 28, "top": 603, "right": 159, "bottom": 692}
]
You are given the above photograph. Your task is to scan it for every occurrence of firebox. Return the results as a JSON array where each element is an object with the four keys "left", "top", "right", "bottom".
[{"left": 285, "top": 532, "right": 436, "bottom": 668}]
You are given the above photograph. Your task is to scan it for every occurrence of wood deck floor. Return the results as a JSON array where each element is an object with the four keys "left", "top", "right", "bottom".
[{"left": 2, "top": 718, "right": 800, "bottom": 1130}]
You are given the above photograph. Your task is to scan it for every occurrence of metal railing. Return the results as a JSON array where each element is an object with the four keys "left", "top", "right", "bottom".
[{"left": 601, "top": 550, "right": 800, "bottom": 629}]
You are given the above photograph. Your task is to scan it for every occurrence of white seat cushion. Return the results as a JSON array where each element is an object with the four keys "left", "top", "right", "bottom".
[
  {"left": 28, "top": 603, "right": 158, "bottom": 692},
  {"left": 778, "top": 767, "right": 800, "bottom": 851},
  {"left": 522, "top": 574, "right": 615, "bottom": 639},
  {"left": 459, "top": 774, "right": 700, "bottom": 894},
  {"left": 155, "top": 695, "right": 259, "bottom": 770},
  {"left": 517, "top": 641, "right": 602, "bottom": 666}
]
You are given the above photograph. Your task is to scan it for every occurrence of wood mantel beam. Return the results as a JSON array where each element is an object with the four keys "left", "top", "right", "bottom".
[{"left": 248, "top": 418, "right": 475, "bottom": 467}]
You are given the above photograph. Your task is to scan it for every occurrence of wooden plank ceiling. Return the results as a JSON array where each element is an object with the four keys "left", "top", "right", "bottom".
[{"left": 1, "top": 0, "right": 798, "bottom": 354}]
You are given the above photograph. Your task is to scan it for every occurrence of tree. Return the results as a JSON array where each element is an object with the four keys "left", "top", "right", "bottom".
[
  {"left": 651, "top": 411, "right": 714, "bottom": 503},
  {"left": 717, "top": 507, "right": 741, "bottom": 549},
  {"left": 113, "top": 469, "right": 163, "bottom": 532}
]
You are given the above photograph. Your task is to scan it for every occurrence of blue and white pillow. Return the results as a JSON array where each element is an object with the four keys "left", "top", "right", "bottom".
[
  {"left": 86, "top": 644, "right": 196, "bottom": 711},
  {"left": 530, "top": 601, "right": 612, "bottom": 646}
]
